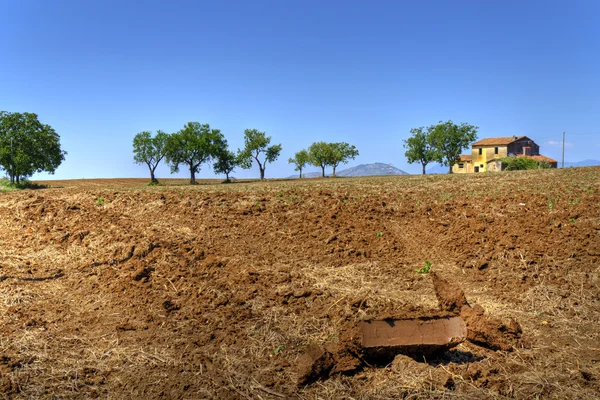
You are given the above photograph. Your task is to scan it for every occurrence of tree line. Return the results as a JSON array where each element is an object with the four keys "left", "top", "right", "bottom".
[
  {"left": 1, "top": 110, "right": 485, "bottom": 184},
  {"left": 133, "top": 123, "right": 282, "bottom": 184},
  {"left": 134, "top": 123, "right": 361, "bottom": 183},
  {"left": 288, "top": 142, "right": 359, "bottom": 178}
]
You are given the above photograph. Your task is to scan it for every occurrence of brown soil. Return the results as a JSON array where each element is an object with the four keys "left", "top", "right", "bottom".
[{"left": 1, "top": 168, "right": 599, "bottom": 398}]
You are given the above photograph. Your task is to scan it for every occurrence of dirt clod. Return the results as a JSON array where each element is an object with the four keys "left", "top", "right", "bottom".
[
  {"left": 461, "top": 305, "right": 522, "bottom": 351},
  {"left": 296, "top": 346, "right": 335, "bottom": 386},
  {"left": 432, "top": 273, "right": 470, "bottom": 312}
]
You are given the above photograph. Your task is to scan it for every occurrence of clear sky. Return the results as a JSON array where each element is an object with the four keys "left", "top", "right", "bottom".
[{"left": 1, "top": 0, "right": 599, "bottom": 179}]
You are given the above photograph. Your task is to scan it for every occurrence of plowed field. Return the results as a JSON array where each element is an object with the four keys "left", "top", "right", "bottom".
[{"left": 1, "top": 168, "right": 599, "bottom": 399}]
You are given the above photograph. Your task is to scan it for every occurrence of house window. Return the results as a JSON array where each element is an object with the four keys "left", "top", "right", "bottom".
[
  {"left": 478, "top": 148, "right": 482, "bottom": 155},
  {"left": 495, "top": 147, "right": 498, "bottom": 154},
  {"left": 458, "top": 164, "right": 464, "bottom": 168},
  {"left": 480, "top": 164, "right": 484, "bottom": 168}
]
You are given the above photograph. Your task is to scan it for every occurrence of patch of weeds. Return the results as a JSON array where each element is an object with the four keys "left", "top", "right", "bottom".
[
  {"left": 416, "top": 260, "right": 432, "bottom": 274},
  {"left": 569, "top": 218, "right": 575, "bottom": 223},
  {"left": 147, "top": 181, "right": 160, "bottom": 186},
  {"left": 0, "top": 178, "right": 47, "bottom": 191},
  {"left": 439, "top": 192, "right": 451, "bottom": 202},
  {"left": 96, "top": 197, "right": 105, "bottom": 206},
  {"left": 376, "top": 231, "right": 383, "bottom": 238},
  {"left": 273, "top": 345, "right": 285, "bottom": 355}
]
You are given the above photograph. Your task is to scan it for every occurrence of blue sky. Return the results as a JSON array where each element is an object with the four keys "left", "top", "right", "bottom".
[{"left": 1, "top": 0, "right": 599, "bottom": 179}]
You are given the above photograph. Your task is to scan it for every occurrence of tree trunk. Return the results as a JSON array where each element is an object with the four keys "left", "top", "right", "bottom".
[
  {"left": 259, "top": 167, "right": 265, "bottom": 181},
  {"left": 422, "top": 163, "right": 426, "bottom": 175},
  {"left": 225, "top": 172, "right": 230, "bottom": 182},
  {"left": 189, "top": 164, "right": 196, "bottom": 185},
  {"left": 150, "top": 169, "right": 157, "bottom": 183},
  {"left": 321, "top": 166, "right": 325, "bottom": 178},
  {"left": 448, "top": 164, "right": 453, "bottom": 174},
  {"left": 16, "top": 175, "right": 20, "bottom": 184},
  {"left": 332, "top": 166, "right": 337, "bottom": 177},
  {"left": 299, "top": 167, "right": 302, "bottom": 179}
]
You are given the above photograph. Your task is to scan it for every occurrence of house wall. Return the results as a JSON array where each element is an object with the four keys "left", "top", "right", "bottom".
[
  {"left": 470, "top": 145, "right": 508, "bottom": 172},
  {"left": 487, "top": 160, "right": 503, "bottom": 172},
  {"left": 508, "top": 139, "right": 539, "bottom": 156},
  {"left": 452, "top": 162, "right": 471, "bottom": 173}
]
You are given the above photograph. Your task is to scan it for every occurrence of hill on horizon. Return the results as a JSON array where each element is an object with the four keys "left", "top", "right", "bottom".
[{"left": 289, "top": 163, "right": 408, "bottom": 178}]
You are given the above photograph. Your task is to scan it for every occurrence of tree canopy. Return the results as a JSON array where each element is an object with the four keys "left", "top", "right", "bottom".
[
  {"left": 213, "top": 141, "right": 239, "bottom": 182},
  {"left": 133, "top": 130, "right": 169, "bottom": 183},
  {"left": 308, "top": 141, "right": 332, "bottom": 177},
  {"left": 165, "top": 122, "right": 225, "bottom": 184},
  {"left": 288, "top": 149, "right": 310, "bottom": 178},
  {"left": 429, "top": 120, "right": 478, "bottom": 174},
  {"left": 0, "top": 111, "right": 66, "bottom": 183},
  {"left": 307, "top": 142, "right": 359, "bottom": 177},
  {"left": 403, "top": 126, "right": 439, "bottom": 174},
  {"left": 328, "top": 142, "right": 359, "bottom": 176},
  {"left": 239, "top": 129, "right": 282, "bottom": 180}
]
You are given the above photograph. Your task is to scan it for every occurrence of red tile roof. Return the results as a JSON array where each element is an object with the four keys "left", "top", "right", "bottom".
[
  {"left": 459, "top": 155, "right": 472, "bottom": 161},
  {"left": 471, "top": 136, "right": 527, "bottom": 146}
]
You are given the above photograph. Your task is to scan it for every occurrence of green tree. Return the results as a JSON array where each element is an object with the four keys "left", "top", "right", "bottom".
[
  {"left": 404, "top": 126, "right": 439, "bottom": 174},
  {"left": 429, "top": 120, "right": 478, "bottom": 174},
  {"left": 213, "top": 143, "right": 239, "bottom": 183},
  {"left": 288, "top": 149, "right": 310, "bottom": 178},
  {"left": 133, "top": 130, "right": 169, "bottom": 183},
  {"left": 329, "top": 142, "right": 359, "bottom": 176},
  {"left": 308, "top": 141, "right": 332, "bottom": 177},
  {"left": 165, "top": 122, "right": 225, "bottom": 184},
  {"left": 239, "top": 129, "right": 282, "bottom": 180},
  {"left": 0, "top": 111, "right": 66, "bottom": 184}
]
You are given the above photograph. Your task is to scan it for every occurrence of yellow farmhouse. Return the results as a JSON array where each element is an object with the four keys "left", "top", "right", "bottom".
[{"left": 453, "top": 136, "right": 558, "bottom": 173}]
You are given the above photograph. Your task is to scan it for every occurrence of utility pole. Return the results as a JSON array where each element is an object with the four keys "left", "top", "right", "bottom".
[{"left": 561, "top": 132, "right": 565, "bottom": 169}]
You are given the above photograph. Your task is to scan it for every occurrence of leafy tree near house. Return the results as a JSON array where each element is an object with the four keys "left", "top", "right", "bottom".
[
  {"left": 403, "top": 126, "right": 439, "bottom": 175},
  {"left": 308, "top": 141, "right": 332, "bottom": 177},
  {"left": 165, "top": 122, "right": 225, "bottom": 184},
  {"left": 429, "top": 120, "right": 478, "bottom": 174},
  {"left": 213, "top": 143, "right": 239, "bottom": 183},
  {"left": 133, "top": 130, "right": 170, "bottom": 183},
  {"left": 328, "top": 142, "right": 359, "bottom": 176},
  {"left": 238, "top": 129, "right": 282, "bottom": 180},
  {"left": 0, "top": 111, "right": 66, "bottom": 184},
  {"left": 288, "top": 149, "right": 310, "bottom": 178}
]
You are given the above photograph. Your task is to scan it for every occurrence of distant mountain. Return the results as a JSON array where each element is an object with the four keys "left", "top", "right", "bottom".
[
  {"left": 563, "top": 160, "right": 600, "bottom": 168},
  {"left": 426, "top": 164, "right": 449, "bottom": 174},
  {"left": 337, "top": 163, "right": 408, "bottom": 177},
  {"left": 288, "top": 163, "right": 408, "bottom": 178}
]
